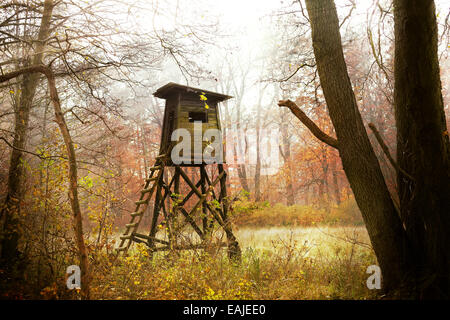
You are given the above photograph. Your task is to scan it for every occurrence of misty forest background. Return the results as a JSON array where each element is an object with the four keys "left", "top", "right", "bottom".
[{"left": 0, "top": 0, "right": 449, "bottom": 299}]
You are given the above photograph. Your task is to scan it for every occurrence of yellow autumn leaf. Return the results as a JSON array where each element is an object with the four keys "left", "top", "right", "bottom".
[{"left": 204, "top": 103, "right": 209, "bottom": 109}]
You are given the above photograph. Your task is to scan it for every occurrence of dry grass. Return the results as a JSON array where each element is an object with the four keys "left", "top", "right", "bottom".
[
  {"left": 87, "top": 226, "right": 380, "bottom": 300},
  {"left": 233, "top": 197, "right": 364, "bottom": 227}
]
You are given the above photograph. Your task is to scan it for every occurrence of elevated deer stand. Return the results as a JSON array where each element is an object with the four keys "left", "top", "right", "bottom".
[{"left": 117, "top": 83, "right": 241, "bottom": 260}]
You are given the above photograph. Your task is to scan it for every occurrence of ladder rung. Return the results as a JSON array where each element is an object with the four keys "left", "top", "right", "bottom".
[
  {"left": 126, "top": 222, "right": 138, "bottom": 228},
  {"left": 117, "top": 159, "right": 166, "bottom": 256},
  {"left": 141, "top": 187, "right": 153, "bottom": 194}
]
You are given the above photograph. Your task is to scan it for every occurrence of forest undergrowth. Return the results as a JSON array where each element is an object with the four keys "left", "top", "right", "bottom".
[
  {"left": 37, "top": 226, "right": 378, "bottom": 300},
  {"left": 1, "top": 198, "right": 379, "bottom": 300}
]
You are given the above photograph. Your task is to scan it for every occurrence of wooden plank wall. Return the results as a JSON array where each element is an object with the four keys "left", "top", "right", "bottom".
[
  {"left": 177, "top": 94, "right": 221, "bottom": 162},
  {"left": 159, "top": 91, "right": 225, "bottom": 164}
]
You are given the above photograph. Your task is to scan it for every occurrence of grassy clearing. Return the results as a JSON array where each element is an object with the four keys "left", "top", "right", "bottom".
[
  {"left": 87, "top": 226, "right": 379, "bottom": 300},
  {"left": 232, "top": 197, "right": 364, "bottom": 227}
]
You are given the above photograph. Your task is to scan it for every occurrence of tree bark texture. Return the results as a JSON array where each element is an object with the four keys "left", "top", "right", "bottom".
[
  {"left": 393, "top": 0, "right": 450, "bottom": 298},
  {"left": 304, "top": 0, "right": 410, "bottom": 292},
  {"left": 0, "top": 0, "right": 54, "bottom": 265},
  {"left": 0, "top": 65, "right": 91, "bottom": 298}
]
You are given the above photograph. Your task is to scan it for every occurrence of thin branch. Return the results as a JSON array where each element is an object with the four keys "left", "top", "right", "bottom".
[
  {"left": 368, "top": 122, "right": 415, "bottom": 181},
  {"left": 0, "top": 65, "right": 47, "bottom": 83},
  {"left": 0, "top": 136, "right": 106, "bottom": 169},
  {"left": 0, "top": 136, "right": 59, "bottom": 160},
  {"left": 280, "top": 62, "right": 315, "bottom": 82},
  {"left": 339, "top": 0, "right": 356, "bottom": 28},
  {"left": 278, "top": 99, "right": 339, "bottom": 150}
]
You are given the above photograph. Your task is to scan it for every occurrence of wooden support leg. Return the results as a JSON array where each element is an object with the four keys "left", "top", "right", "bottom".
[
  {"left": 148, "top": 174, "right": 164, "bottom": 252},
  {"left": 140, "top": 164, "right": 240, "bottom": 261},
  {"left": 170, "top": 167, "right": 181, "bottom": 250},
  {"left": 218, "top": 164, "right": 241, "bottom": 262},
  {"left": 200, "top": 165, "right": 210, "bottom": 236}
]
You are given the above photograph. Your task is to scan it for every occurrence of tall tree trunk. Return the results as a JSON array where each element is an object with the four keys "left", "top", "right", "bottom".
[
  {"left": 254, "top": 115, "right": 261, "bottom": 202},
  {"left": 280, "top": 114, "right": 295, "bottom": 206},
  {"left": 1, "top": 64, "right": 91, "bottom": 298},
  {"left": 330, "top": 156, "right": 341, "bottom": 205},
  {"left": 254, "top": 83, "right": 269, "bottom": 202},
  {"left": 304, "top": 185, "right": 310, "bottom": 206},
  {"left": 218, "top": 164, "right": 241, "bottom": 261},
  {"left": 138, "top": 124, "right": 149, "bottom": 179},
  {"left": 233, "top": 142, "right": 250, "bottom": 193},
  {"left": 320, "top": 147, "right": 330, "bottom": 211},
  {"left": 300, "top": 0, "right": 411, "bottom": 292},
  {"left": 0, "top": 0, "right": 54, "bottom": 265},
  {"left": 393, "top": 0, "right": 450, "bottom": 298},
  {"left": 45, "top": 67, "right": 91, "bottom": 299}
]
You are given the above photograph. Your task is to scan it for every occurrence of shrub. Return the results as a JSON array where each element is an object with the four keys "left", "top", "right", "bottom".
[{"left": 326, "top": 197, "right": 364, "bottom": 225}]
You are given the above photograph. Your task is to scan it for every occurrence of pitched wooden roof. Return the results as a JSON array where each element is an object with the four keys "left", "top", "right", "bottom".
[{"left": 153, "top": 82, "right": 232, "bottom": 101}]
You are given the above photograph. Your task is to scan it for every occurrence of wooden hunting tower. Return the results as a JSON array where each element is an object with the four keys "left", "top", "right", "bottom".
[
  {"left": 154, "top": 82, "right": 231, "bottom": 165},
  {"left": 117, "top": 83, "right": 240, "bottom": 260}
]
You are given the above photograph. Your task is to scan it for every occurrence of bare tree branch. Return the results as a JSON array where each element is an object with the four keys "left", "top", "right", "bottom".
[
  {"left": 278, "top": 99, "right": 339, "bottom": 149},
  {"left": 368, "top": 122, "right": 415, "bottom": 181}
]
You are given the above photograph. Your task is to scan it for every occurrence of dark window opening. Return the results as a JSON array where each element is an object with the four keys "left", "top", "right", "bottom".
[{"left": 188, "top": 111, "right": 208, "bottom": 123}]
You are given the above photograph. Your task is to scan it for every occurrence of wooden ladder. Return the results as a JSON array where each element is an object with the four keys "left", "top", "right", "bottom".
[{"left": 116, "top": 154, "right": 166, "bottom": 254}]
